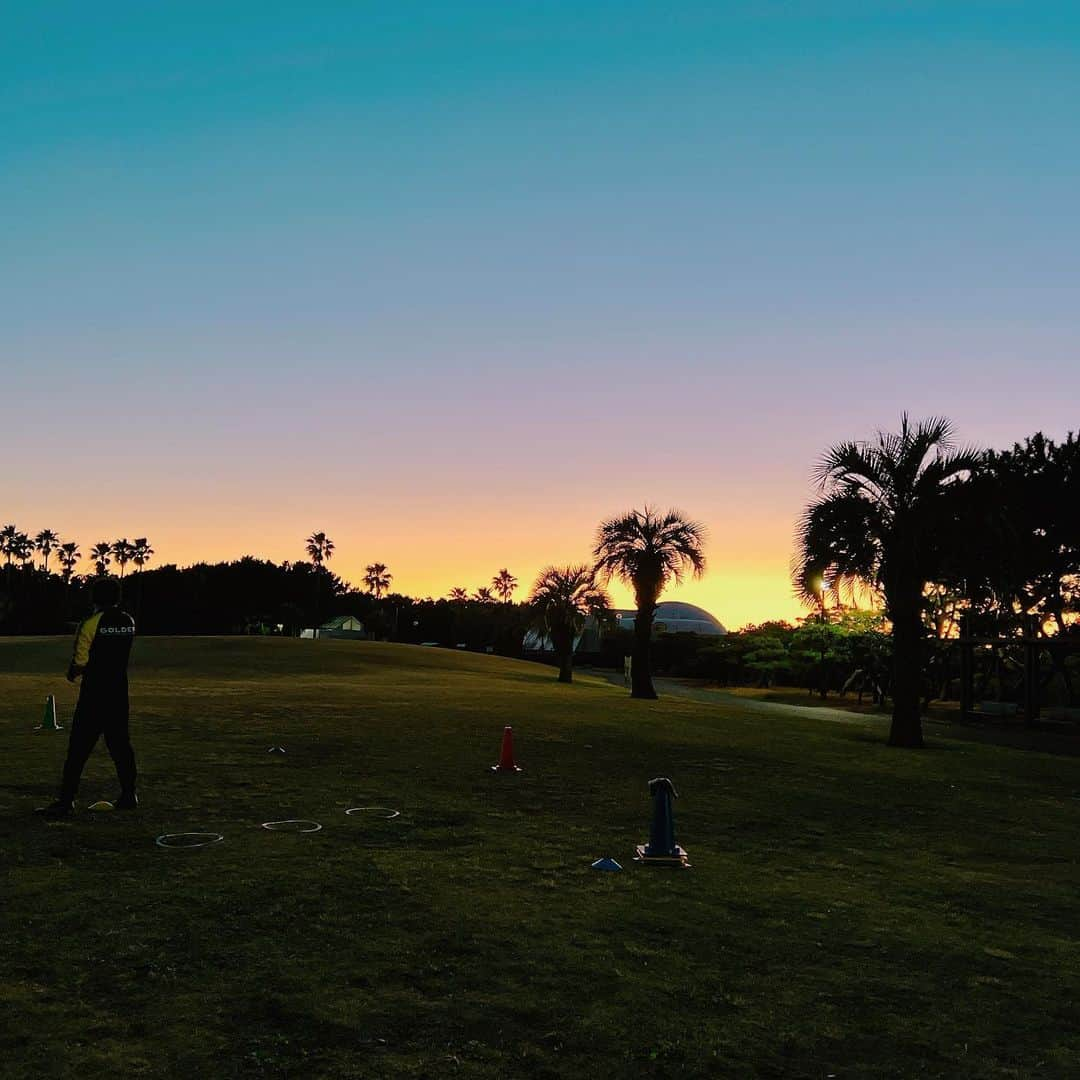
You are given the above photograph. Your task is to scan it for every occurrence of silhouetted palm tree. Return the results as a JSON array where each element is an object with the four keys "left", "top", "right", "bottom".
[
  {"left": 305, "top": 532, "right": 335, "bottom": 624},
  {"left": 132, "top": 537, "right": 154, "bottom": 573},
  {"left": 112, "top": 538, "right": 134, "bottom": 581},
  {"left": 364, "top": 563, "right": 392, "bottom": 599},
  {"left": 794, "top": 414, "right": 980, "bottom": 748},
  {"left": 58, "top": 542, "right": 81, "bottom": 584},
  {"left": 528, "top": 565, "right": 610, "bottom": 683},
  {"left": 34, "top": 529, "right": 59, "bottom": 573},
  {"left": 1, "top": 525, "right": 22, "bottom": 592},
  {"left": 0, "top": 524, "right": 18, "bottom": 569},
  {"left": 305, "top": 532, "right": 335, "bottom": 570},
  {"left": 594, "top": 507, "right": 707, "bottom": 699},
  {"left": 58, "top": 541, "right": 81, "bottom": 613},
  {"left": 448, "top": 587, "right": 469, "bottom": 602},
  {"left": 473, "top": 587, "right": 496, "bottom": 604},
  {"left": 492, "top": 568, "right": 518, "bottom": 603},
  {"left": 13, "top": 532, "right": 32, "bottom": 569},
  {"left": 128, "top": 537, "right": 154, "bottom": 619},
  {"left": 91, "top": 542, "right": 112, "bottom": 577}
]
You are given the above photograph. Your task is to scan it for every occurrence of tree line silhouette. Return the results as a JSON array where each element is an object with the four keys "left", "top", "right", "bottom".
[
  {"left": 3, "top": 418, "right": 1077, "bottom": 745},
  {"left": 794, "top": 417, "right": 1080, "bottom": 747}
]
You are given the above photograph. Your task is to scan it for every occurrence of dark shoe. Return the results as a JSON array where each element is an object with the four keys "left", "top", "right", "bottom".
[
  {"left": 113, "top": 792, "right": 139, "bottom": 810},
  {"left": 35, "top": 800, "right": 74, "bottom": 819}
]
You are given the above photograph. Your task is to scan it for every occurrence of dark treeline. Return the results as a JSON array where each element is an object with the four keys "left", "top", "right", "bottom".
[
  {"left": 664, "top": 613, "right": 892, "bottom": 701},
  {"left": 949, "top": 432, "right": 1080, "bottom": 637},
  {"left": 794, "top": 429, "right": 1080, "bottom": 639},
  {"left": 792, "top": 425, "right": 1080, "bottom": 744},
  {"left": 589, "top": 428, "right": 1080, "bottom": 721},
  {"left": 0, "top": 554, "right": 535, "bottom": 655},
  {"left": 3, "top": 428, "right": 1078, "bottom": 726}
]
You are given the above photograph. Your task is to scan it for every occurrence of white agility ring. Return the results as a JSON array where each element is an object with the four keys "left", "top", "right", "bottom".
[
  {"left": 261, "top": 819, "right": 322, "bottom": 833},
  {"left": 345, "top": 807, "right": 400, "bottom": 819},
  {"left": 155, "top": 832, "right": 224, "bottom": 849}
]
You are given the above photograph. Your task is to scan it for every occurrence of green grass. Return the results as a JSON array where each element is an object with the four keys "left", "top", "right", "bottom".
[{"left": 3, "top": 637, "right": 1080, "bottom": 1079}]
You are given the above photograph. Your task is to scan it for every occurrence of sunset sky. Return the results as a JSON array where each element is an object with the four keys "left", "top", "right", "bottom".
[{"left": 4, "top": 3, "right": 1079, "bottom": 629}]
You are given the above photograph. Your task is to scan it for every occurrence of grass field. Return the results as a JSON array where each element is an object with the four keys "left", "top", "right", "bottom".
[{"left": 3, "top": 637, "right": 1080, "bottom": 1079}]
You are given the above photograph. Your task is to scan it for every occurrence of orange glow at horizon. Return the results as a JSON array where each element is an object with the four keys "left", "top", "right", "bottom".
[{"left": 21, "top": 500, "right": 810, "bottom": 632}]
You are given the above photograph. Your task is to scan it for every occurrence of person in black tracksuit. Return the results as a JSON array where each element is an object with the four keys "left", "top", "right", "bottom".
[{"left": 37, "top": 577, "right": 137, "bottom": 818}]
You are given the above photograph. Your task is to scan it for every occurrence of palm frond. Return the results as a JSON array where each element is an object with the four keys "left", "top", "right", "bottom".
[{"left": 593, "top": 507, "right": 706, "bottom": 598}]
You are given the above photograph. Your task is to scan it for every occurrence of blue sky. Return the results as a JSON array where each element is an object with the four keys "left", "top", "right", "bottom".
[{"left": 3, "top": 2, "right": 1079, "bottom": 624}]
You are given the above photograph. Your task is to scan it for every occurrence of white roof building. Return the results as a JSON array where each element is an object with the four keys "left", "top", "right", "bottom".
[
  {"left": 524, "top": 601, "right": 726, "bottom": 654},
  {"left": 613, "top": 602, "right": 727, "bottom": 637}
]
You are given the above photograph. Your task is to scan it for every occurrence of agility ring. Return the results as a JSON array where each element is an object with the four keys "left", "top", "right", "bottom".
[
  {"left": 345, "top": 807, "right": 400, "bottom": 820},
  {"left": 155, "top": 832, "right": 224, "bottom": 849},
  {"left": 261, "top": 819, "right": 322, "bottom": 833}
]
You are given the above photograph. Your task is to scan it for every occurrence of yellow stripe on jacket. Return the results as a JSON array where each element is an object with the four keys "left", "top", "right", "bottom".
[{"left": 72, "top": 611, "right": 102, "bottom": 667}]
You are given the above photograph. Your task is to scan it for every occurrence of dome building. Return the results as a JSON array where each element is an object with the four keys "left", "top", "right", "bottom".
[
  {"left": 524, "top": 600, "right": 727, "bottom": 656},
  {"left": 614, "top": 601, "right": 727, "bottom": 637}
]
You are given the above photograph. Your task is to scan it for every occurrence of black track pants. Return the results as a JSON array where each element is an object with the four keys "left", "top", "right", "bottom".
[{"left": 59, "top": 687, "right": 136, "bottom": 801}]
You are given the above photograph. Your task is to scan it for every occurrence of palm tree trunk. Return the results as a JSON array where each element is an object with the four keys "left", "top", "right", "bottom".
[
  {"left": 889, "top": 605, "right": 925, "bottom": 748},
  {"left": 558, "top": 651, "right": 573, "bottom": 683},
  {"left": 631, "top": 601, "right": 658, "bottom": 699}
]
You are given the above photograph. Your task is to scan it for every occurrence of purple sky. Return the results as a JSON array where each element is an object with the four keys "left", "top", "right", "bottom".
[{"left": 3, "top": 3, "right": 1078, "bottom": 626}]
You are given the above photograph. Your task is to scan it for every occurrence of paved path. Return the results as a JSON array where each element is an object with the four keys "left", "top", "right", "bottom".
[{"left": 585, "top": 669, "right": 1080, "bottom": 756}]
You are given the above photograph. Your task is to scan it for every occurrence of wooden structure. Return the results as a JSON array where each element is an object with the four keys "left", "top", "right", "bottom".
[{"left": 956, "top": 615, "right": 1045, "bottom": 727}]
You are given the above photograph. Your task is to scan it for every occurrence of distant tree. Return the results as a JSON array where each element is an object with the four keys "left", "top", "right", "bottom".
[
  {"left": 90, "top": 542, "right": 112, "bottom": 577},
  {"left": 1, "top": 525, "right": 22, "bottom": 595},
  {"left": 305, "top": 531, "right": 335, "bottom": 624},
  {"left": 0, "top": 524, "right": 18, "bottom": 569},
  {"left": 473, "top": 587, "right": 496, "bottom": 604},
  {"left": 957, "top": 432, "right": 1080, "bottom": 635},
  {"left": 305, "top": 531, "right": 335, "bottom": 570},
  {"left": 741, "top": 622, "right": 794, "bottom": 688},
  {"left": 34, "top": 529, "right": 59, "bottom": 573},
  {"left": 791, "top": 619, "right": 850, "bottom": 699},
  {"left": 794, "top": 414, "right": 980, "bottom": 748},
  {"left": 58, "top": 542, "right": 81, "bottom": 583},
  {"left": 364, "top": 562, "right": 393, "bottom": 599},
  {"left": 492, "top": 568, "right": 518, "bottom": 603},
  {"left": 841, "top": 619, "right": 893, "bottom": 705},
  {"left": 448, "top": 586, "right": 469, "bottom": 602},
  {"left": 528, "top": 565, "right": 610, "bottom": 683},
  {"left": 127, "top": 537, "right": 155, "bottom": 619},
  {"left": 593, "top": 506, "right": 707, "bottom": 699},
  {"left": 112, "top": 538, "right": 134, "bottom": 581},
  {"left": 13, "top": 532, "right": 32, "bottom": 568},
  {"left": 132, "top": 537, "right": 154, "bottom": 574},
  {"left": 54, "top": 541, "right": 81, "bottom": 615}
]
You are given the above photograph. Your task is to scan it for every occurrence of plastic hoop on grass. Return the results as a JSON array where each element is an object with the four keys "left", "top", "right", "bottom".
[
  {"left": 261, "top": 819, "right": 322, "bottom": 833},
  {"left": 155, "top": 832, "right": 224, "bottom": 850},
  {"left": 345, "top": 807, "right": 400, "bottom": 820}
]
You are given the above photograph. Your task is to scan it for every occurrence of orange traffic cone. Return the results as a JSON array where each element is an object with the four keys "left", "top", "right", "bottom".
[{"left": 491, "top": 725, "right": 522, "bottom": 773}]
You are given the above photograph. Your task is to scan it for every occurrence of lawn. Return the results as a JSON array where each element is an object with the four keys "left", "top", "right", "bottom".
[{"left": 3, "top": 637, "right": 1080, "bottom": 1079}]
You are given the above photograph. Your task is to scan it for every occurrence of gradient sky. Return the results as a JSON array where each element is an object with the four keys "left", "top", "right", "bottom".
[{"left": 3, "top": 2, "right": 1079, "bottom": 628}]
